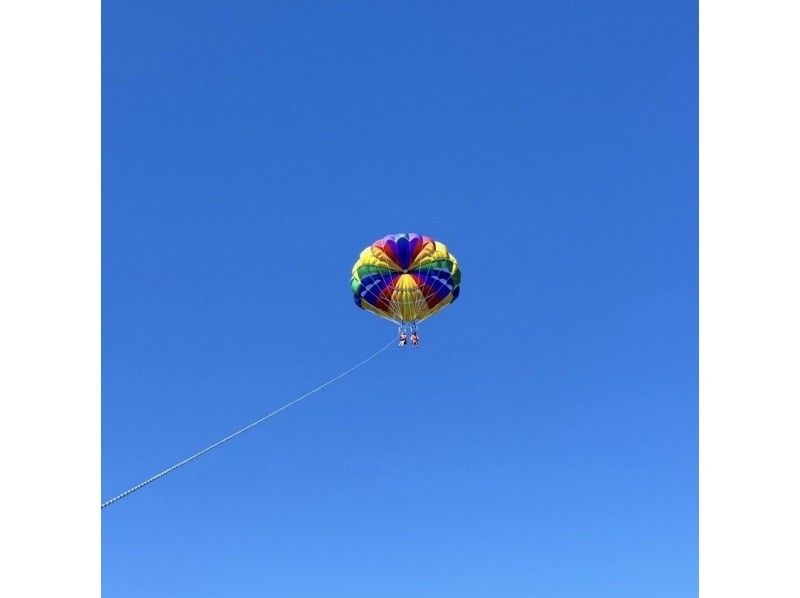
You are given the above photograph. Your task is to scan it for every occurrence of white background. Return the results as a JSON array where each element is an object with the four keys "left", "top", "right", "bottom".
[
  {"left": 700, "top": 1, "right": 800, "bottom": 595},
  {"left": 1, "top": 1, "right": 798, "bottom": 596},
  {"left": 0, "top": 1, "right": 100, "bottom": 595}
]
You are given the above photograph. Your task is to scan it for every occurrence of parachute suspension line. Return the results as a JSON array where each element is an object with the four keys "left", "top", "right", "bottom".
[
  {"left": 386, "top": 268, "right": 404, "bottom": 324},
  {"left": 101, "top": 337, "right": 396, "bottom": 510},
  {"left": 375, "top": 266, "right": 403, "bottom": 324},
  {"left": 367, "top": 266, "right": 448, "bottom": 326},
  {"left": 413, "top": 279, "right": 444, "bottom": 325}
]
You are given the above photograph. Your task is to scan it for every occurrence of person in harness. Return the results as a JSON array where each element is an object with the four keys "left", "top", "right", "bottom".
[
  {"left": 411, "top": 330, "right": 419, "bottom": 348},
  {"left": 398, "top": 328, "right": 408, "bottom": 347}
]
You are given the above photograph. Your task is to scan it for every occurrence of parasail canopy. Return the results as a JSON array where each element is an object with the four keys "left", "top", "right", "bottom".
[{"left": 351, "top": 233, "right": 461, "bottom": 324}]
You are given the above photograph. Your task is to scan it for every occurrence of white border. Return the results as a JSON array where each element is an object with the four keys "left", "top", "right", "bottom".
[
  {"left": 700, "top": 1, "right": 800, "bottom": 595},
  {"left": 0, "top": 1, "right": 100, "bottom": 596}
]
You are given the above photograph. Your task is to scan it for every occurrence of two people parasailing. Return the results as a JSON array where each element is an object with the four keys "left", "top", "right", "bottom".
[{"left": 398, "top": 324, "right": 420, "bottom": 348}]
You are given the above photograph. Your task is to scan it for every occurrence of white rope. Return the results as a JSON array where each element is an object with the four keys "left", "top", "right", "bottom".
[{"left": 101, "top": 338, "right": 396, "bottom": 509}]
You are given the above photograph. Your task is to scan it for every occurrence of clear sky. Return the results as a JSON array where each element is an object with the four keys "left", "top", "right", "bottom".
[{"left": 102, "top": 2, "right": 697, "bottom": 596}]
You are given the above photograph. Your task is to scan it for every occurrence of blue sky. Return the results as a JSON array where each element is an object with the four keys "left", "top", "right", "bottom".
[{"left": 102, "top": 2, "right": 697, "bottom": 596}]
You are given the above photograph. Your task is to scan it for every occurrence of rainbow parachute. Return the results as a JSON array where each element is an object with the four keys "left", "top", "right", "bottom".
[{"left": 351, "top": 233, "right": 461, "bottom": 324}]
